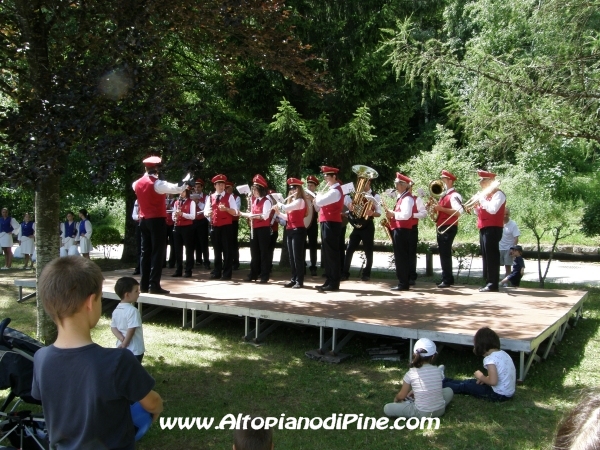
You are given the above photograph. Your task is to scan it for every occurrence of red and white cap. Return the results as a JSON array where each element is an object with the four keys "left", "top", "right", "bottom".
[
  {"left": 440, "top": 170, "right": 457, "bottom": 181},
  {"left": 320, "top": 166, "right": 339, "bottom": 175},
  {"left": 211, "top": 174, "right": 227, "bottom": 184},
  {"left": 394, "top": 172, "right": 412, "bottom": 184},
  {"left": 477, "top": 170, "right": 497, "bottom": 180},
  {"left": 306, "top": 175, "right": 319, "bottom": 185},
  {"left": 287, "top": 177, "right": 303, "bottom": 186},
  {"left": 143, "top": 156, "right": 162, "bottom": 167},
  {"left": 195, "top": 178, "right": 204, "bottom": 186},
  {"left": 225, "top": 181, "right": 234, "bottom": 188},
  {"left": 252, "top": 174, "right": 268, "bottom": 188}
]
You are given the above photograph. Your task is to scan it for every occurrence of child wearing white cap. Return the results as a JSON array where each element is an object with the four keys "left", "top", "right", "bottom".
[{"left": 384, "top": 338, "right": 453, "bottom": 418}]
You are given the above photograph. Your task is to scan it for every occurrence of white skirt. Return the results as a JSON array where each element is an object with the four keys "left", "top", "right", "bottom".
[
  {"left": 20, "top": 235, "right": 34, "bottom": 254},
  {"left": 79, "top": 236, "right": 92, "bottom": 254},
  {"left": 0, "top": 232, "right": 14, "bottom": 248}
]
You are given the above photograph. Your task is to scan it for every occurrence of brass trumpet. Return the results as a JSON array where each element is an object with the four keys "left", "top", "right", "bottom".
[
  {"left": 437, "top": 179, "right": 501, "bottom": 234},
  {"left": 364, "top": 192, "right": 395, "bottom": 241}
]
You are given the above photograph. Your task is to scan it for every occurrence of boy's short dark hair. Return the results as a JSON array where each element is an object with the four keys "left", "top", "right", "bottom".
[
  {"left": 114, "top": 277, "right": 140, "bottom": 300},
  {"left": 234, "top": 423, "right": 273, "bottom": 450},
  {"left": 473, "top": 327, "right": 501, "bottom": 356},
  {"left": 38, "top": 257, "right": 104, "bottom": 323}
]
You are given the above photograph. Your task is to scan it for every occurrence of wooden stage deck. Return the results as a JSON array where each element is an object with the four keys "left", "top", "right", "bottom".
[{"left": 15, "top": 270, "right": 587, "bottom": 381}]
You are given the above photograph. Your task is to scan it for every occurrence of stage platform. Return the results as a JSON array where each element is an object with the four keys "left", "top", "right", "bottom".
[{"left": 15, "top": 270, "right": 587, "bottom": 381}]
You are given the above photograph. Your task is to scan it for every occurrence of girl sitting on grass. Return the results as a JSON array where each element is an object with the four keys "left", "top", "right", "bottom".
[
  {"left": 384, "top": 338, "right": 453, "bottom": 418},
  {"left": 443, "top": 327, "right": 516, "bottom": 401}
]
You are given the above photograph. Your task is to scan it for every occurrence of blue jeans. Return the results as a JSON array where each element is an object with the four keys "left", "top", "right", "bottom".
[{"left": 442, "top": 378, "right": 512, "bottom": 402}]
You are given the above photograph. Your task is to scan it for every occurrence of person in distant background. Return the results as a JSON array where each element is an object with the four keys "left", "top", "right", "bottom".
[
  {"left": 0, "top": 208, "right": 19, "bottom": 269},
  {"left": 18, "top": 212, "right": 35, "bottom": 269},
  {"left": 499, "top": 207, "right": 520, "bottom": 277},
  {"left": 78, "top": 209, "right": 93, "bottom": 259}
]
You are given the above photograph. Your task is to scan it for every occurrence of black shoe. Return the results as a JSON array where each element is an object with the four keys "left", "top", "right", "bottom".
[
  {"left": 284, "top": 281, "right": 296, "bottom": 288},
  {"left": 172, "top": 272, "right": 182, "bottom": 277},
  {"left": 132, "top": 270, "right": 140, "bottom": 275},
  {"left": 149, "top": 287, "right": 170, "bottom": 295},
  {"left": 317, "top": 285, "right": 338, "bottom": 292},
  {"left": 479, "top": 285, "right": 499, "bottom": 292},
  {"left": 310, "top": 268, "right": 317, "bottom": 276},
  {"left": 184, "top": 273, "right": 192, "bottom": 278},
  {"left": 340, "top": 274, "right": 349, "bottom": 281},
  {"left": 391, "top": 285, "right": 409, "bottom": 291},
  {"left": 210, "top": 274, "right": 221, "bottom": 280},
  {"left": 222, "top": 276, "right": 232, "bottom": 280},
  {"left": 437, "top": 282, "right": 452, "bottom": 288},
  {"left": 292, "top": 283, "right": 303, "bottom": 289},
  {"left": 246, "top": 275, "right": 257, "bottom": 282},
  {"left": 259, "top": 279, "right": 269, "bottom": 284},
  {"left": 361, "top": 276, "right": 370, "bottom": 282},
  {"left": 409, "top": 280, "right": 415, "bottom": 286}
]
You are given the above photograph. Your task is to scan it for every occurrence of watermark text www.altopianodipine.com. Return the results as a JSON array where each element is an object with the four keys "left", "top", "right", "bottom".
[{"left": 159, "top": 413, "right": 440, "bottom": 431}]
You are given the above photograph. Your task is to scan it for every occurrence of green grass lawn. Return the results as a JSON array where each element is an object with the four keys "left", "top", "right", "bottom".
[{"left": 0, "top": 262, "right": 597, "bottom": 450}]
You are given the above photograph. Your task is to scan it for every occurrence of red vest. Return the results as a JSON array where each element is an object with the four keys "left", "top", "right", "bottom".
[
  {"left": 477, "top": 191, "right": 505, "bottom": 229},
  {"left": 410, "top": 194, "right": 419, "bottom": 227},
  {"left": 135, "top": 176, "right": 166, "bottom": 219},
  {"left": 211, "top": 192, "right": 233, "bottom": 227},
  {"left": 286, "top": 203, "right": 307, "bottom": 229},
  {"left": 318, "top": 186, "right": 343, "bottom": 223},
  {"left": 174, "top": 198, "right": 193, "bottom": 227},
  {"left": 389, "top": 193, "right": 414, "bottom": 230},
  {"left": 436, "top": 190, "right": 460, "bottom": 227},
  {"left": 251, "top": 197, "right": 271, "bottom": 228}
]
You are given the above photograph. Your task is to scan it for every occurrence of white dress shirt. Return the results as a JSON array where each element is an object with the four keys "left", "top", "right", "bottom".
[
  {"left": 477, "top": 191, "right": 506, "bottom": 215},
  {"left": 131, "top": 173, "right": 185, "bottom": 195},
  {"left": 393, "top": 192, "right": 414, "bottom": 221},
  {"left": 314, "top": 183, "right": 342, "bottom": 211},
  {"left": 203, "top": 192, "right": 239, "bottom": 217}
]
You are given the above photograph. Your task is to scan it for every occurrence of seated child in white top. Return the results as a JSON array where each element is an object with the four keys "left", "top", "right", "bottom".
[
  {"left": 442, "top": 327, "right": 516, "bottom": 401},
  {"left": 384, "top": 338, "right": 453, "bottom": 418}
]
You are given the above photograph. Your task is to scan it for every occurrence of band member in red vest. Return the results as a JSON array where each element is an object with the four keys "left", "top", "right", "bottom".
[
  {"left": 305, "top": 175, "right": 319, "bottom": 276},
  {"left": 172, "top": 182, "right": 196, "bottom": 278},
  {"left": 203, "top": 174, "right": 239, "bottom": 280},
  {"left": 240, "top": 174, "right": 272, "bottom": 283},
  {"left": 474, "top": 170, "right": 506, "bottom": 292},
  {"left": 434, "top": 170, "right": 463, "bottom": 288},
  {"left": 267, "top": 189, "right": 283, "bottom": 276},
  {"left": 192, "top": 179, "right": 211, "bottom": 270},
  {"left": 164, "top": 195, "right": 176, "bottom": 269},
  {"left": 274, "top": 178, "right": 308, "bottom": 288},
  {"left": 342, "top": 178, "right": 381, "bottom": 282},
  {"left": 385, "top": 173, "right": 415, "bottom": 291},
  {"left": 132, "top": 156, "right": 185, "bottom": 294},
  {"left": 226, "top": 181, "right": 242, "bottom": 270},
  {"left": 314, "top": 166, "right": 343, "bottom": 292}
]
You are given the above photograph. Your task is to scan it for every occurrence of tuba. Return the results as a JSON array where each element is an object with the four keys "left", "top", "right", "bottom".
[
  {"left": 348, "top": 165, "right": 379, "bottom": 228},
  {"left": 426, "top": 179, "right": 446, "bottom": 222}
]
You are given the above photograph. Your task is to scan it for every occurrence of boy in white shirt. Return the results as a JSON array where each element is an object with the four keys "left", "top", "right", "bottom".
[{"left": 111, "top": 277, "right": 145, "bottom": 362}]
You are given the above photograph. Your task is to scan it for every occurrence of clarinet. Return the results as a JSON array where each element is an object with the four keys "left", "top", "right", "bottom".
[{"left": 247, "top": 194, "right": 254, "bottom": 240}]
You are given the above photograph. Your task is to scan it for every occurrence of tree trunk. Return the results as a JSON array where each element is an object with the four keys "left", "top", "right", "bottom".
[
  {"left": 121, "top": 169, "right": 139, "bottom": 263},
  {"left": 35, "top": 174, "right": 60, "bottom": 344}
]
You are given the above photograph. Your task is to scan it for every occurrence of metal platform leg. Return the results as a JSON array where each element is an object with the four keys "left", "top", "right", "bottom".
[{"left": 182, "top": 307, "right": 187, "bottom": 328}]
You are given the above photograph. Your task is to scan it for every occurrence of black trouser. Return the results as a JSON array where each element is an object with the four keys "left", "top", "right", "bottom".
[
  {"left": 321, "top": 221, "right": 342, "bottom": 288},
  {"left": 306, "top": 220, "right": 318, "bottom": 270},
  {"left": 339, "top": 225, "right": 347, "bottom": 269},
  {"left": 212, "top": 224, "right": 233, "bottom": 278},
  {"left": 409, "top": 225, "right": 419, "bottom": 281},
  {"left": 165, "top": 224, "right": 175, "bottom": 268},
  {"left": 437, "top": 225, "right": 457, "bottom": 285},
  {"left": 232, "top": 219, "right": 240, "bottom": 267},
  {"left": 287, "top": 227, "right": 307, "bottom": 285},
  {"left": 174, "top": 225, "right": 195, "bottom": 275},
  {"left": 250, "top": 226, "right": 271, "bottom": 281},
  {"left": 134, "top": 223, "right": 141, "bottom": 272},
  {"left": 268, "top": 226, "right": 278, "bottom": 271},
  {"left": 343, "top": 221, "right": 375, "bottom": 277},
  {"left": 392, "top": 227, "right": 411, "bottom": 289},
  {"left": 140, "top": 217, "right": 167, "bottom": 291},
  {"left": 194, "top": 219, "right": 210, "bottom": 266},
  {"left": 480, "top": 226, "right": 503, "bottom": 289}
]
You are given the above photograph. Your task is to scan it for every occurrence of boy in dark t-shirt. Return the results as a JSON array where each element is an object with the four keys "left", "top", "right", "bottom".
[
  {"left": 501, "top": 245, "right": 525, "bottom": 287},
  {"left": 32, "top": 257, "right": 163, "bottom": 450}
]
